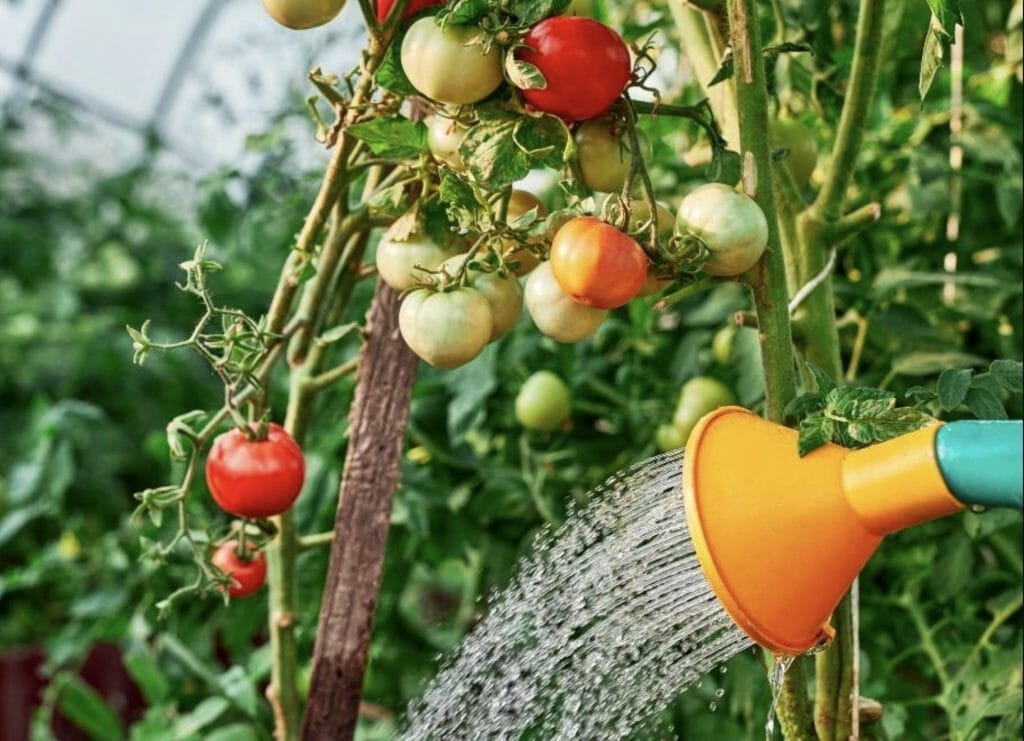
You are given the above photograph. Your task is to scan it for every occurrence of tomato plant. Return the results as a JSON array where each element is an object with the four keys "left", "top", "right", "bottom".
[
  {"left": 675, "top": 183, "right": 768, "bottom": 277},
  {"left": 401, "top": 17, "right": 504, "bottom": 106},
  {"left": 6, "top": 1, "right": 1005, "bottom": 740},
  {"left": 550, "top": 216, "right": 648, "bottom": 309},
  {"left": 205, "top": 423, "right": 306, "bottom": 519},
  {"left": 515, "top": 371, "right": 571, "bottom": 432},
  {"left": 524, "top": 261, "right": 607, "bottom": 343},
  {"left": 211, "top": 541, "right": 268, "bottom": 598},
  {"left": 399, "top": 285, "right": 493, "bottom": 369},
  {"left": 260, "top": 0, "right": 345, "bottom": 29},
  {"left": 515, "top": 17, "right": 632, "bottom": 122}
]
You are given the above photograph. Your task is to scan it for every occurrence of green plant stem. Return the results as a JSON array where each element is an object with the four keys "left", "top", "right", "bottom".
[
  {"left": 810, "top": 0, "right": 887, "bottom": 220},
  {"left": 724, "top": 2, "right": 812, "bottom": 738},
  {"left": 726, "top": 0, "right": 798, "bottom": 423}
]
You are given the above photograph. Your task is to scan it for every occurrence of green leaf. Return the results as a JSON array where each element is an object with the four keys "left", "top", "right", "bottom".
[
  {"left": 708, "top": 55, "right": 734, "bottom": 87},
  {"left": 844, "top": 407, "right": 933, "bottom": 445},
  {"left": 906, "top": 385, "right": 938, "bottom": 405},
  {"left": 513, "top": 114, "right": 570, "bottom": 170},
  {"left": 828, "top": 385, "right": 896, "bottom": 420},
  {"left": 346, "top": 118, "right": 427, "bottom": 160},
  {"left": 55, "top": 673, "right": 124, "bottom": 740},
  {"left": 989, "top": 359, "right": 1023, "bottom": 393},
  {"left": 376, "top": 32, "right": 417, "bottom": 96},
  {"left": 891, "top": 351, "right": 987, "bottom": 376},
  {"left": 438, "top": 170, "right": 483, "bottom": 230},
  {"left": 505, "top": 54, "right": 546, "bottom": 91},
  {"left": 964, "top": 387, "right": 1009, "bottom": 420},
  {"left": 462, "top": 116, "right": 531, "bottom": 189},
  {"left": 174, "top": 697, "right": 231, "bottom": 737},
  {"left": 798, "top": 415, "right": 834, "bottom": 457},
  {"left": 502, "top": 0, "right": 570, "bottom": 25},
  {"left": 919, "top": 18, "right": 946, "bottom": 101},
  {"left": 937, "top": 368, "right": 973, "bottom": 411},
  {"left": 205, "top": 725, "right": 260, "bottom": 741},
  {"left": 926, "top": 0, "right": 962, "bottom": 36},
  {"left": 317, "top": 322, "right": 359, "bottom": 345},
  {"left": 217, "top": 666, "right": 260, "bottom": 717},
  {"left": 439, "top": 0, "right": 492, "bottom": 26},
  {"left": 123, "top": 652, "right": 169, "bottom": 705},
  {"left": 784, "top": 392, "right": 825, "bottom": 423},
  {"left": 806, "top": 362, "right": 837, "bottom": 395}
]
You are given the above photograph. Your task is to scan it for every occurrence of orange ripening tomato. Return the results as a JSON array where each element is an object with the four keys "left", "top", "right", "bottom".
[{"left": 549, "top": 217, "right": 649, "bottom": 309}]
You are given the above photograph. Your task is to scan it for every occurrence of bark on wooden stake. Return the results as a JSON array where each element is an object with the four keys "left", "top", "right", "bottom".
[{"left": 301, "top": 283, "right": 418, "bottom": 740}]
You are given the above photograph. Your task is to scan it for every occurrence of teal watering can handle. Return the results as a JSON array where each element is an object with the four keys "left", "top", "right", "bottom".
[{"left": 935, "top": 421, "right": 1023, "bottom": 510}]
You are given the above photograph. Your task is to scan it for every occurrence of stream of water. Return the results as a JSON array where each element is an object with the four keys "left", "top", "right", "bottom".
[{"left": 401, "top": 450, "right": 755, "bottom": 739}]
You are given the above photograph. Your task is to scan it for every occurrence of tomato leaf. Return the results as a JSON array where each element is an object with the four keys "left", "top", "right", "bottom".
[
  {"left": 505, "top": 54, "right": 547, "bottom": 91},
  {"left": 346, "top": 117, "right": 427, "bottom": 160},
  {"left": 806, "top": 362, "right": 837, "bottom": 396},
  {"left": 936, "top": 367, "right": 973, "bottom": 411},
  {"left": 438, "top": 170, "right": 484, "bottom": 231},
  {"left": 462, "top": 115, "right": 532, "bottom": 189},
  {"left": 927, "top": 0, "right": 963, "bottom": 36},
  {"left": 964, "top": 387, "right": 1009, "bottom": 420},
  {"left": 784, "top": 392, "right": 825, "bottom": 423},
  {"left": 504, "top": 0, "right": 571, "bottom": 26},
  {"left": 513, "top": 114, "right": 570, "bottom": 169},
  {"left": 989, "top": 359, "right": 1023, "bottom": 393},
  {"left": 438, "top": 0, "right": 492, "bottom": 27},
  {"left": 919, "top": 17, "right": 946, "bottom": 101},
  {"left": 376, "top": 31, "right": 417, "bottom": 96},
  {"left": 798, "top": 414, "right": 834, "bottom": 457},
  {"left": 54, "top": 672, "right": 125, "bottom": 740}
]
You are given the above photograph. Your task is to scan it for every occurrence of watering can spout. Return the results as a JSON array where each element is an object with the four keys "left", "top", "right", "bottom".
[{"left": 682, "top": 408, "right": 1023, "bottom": 655}]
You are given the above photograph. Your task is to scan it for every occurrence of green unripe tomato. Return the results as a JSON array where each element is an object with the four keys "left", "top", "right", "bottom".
[
  {"left": 655, "top": 423, "right": 688, "bottom": 452},
  {"left": 260, "top": 0, "right": 345, "bottom": 29},
  {"left": 711, "top": 324, "right": 737, "bottom": 365},
  {"left": 515, "top": 371, "right": 571, "bottom": 431},
  {"left": 401, "top": 18, "right": 504, "bottom": 105},
  {"left": 771, "top": 118, "right": 818, "bottom": 186},
  {"left": 676, "top": 183, "right": 768, "bottom": 277},
  {"left": 399, "top": 287, "right": 493, "bottom": 369},
  {"left": 427, "top": 116, "right": 469, "bottom": 171},
  {"left": 672, "top": 376, "right": 736, "bottom": 440},
  {"left": 439, "top": 254, "right": 523, "bottom": 341},
  {"left": 575, "top": 118, "right": 652, "bottom": 194},
  {"left": 376, "top": 232, "right": 459, "bottom": 291}
]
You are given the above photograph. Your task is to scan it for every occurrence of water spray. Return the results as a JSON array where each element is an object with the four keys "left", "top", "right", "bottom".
[{"left": 682, "top": 406, "right": 1023, "bottom": 655}]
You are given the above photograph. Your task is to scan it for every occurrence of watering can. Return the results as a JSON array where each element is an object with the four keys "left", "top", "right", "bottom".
[{"left": 682, "top": 407, "right": 1023, "bottom": 655}]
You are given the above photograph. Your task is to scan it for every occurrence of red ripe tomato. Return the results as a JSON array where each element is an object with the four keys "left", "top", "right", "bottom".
[
  {"left": 211, "top": 541, "right": 267, "bottom": 598},
  {"left": 515, "top": 17, "right": 632, "bottom": 122},
  {"left": 550, "top": 217, "right": 648, "bottom": 309},
  {"left": 206, "top": 423, "right": 305, "bottom": 519},
  {"left": 376, "top": 0, "right": 444, "bottom": 22}
]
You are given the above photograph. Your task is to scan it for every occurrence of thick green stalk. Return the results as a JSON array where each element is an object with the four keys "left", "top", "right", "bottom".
[
  {"left": 725, "top": 0, "right": 798, "bottom": 421},
  {"left": 724, "top": 2, "right": 811, "bottom": 738}
]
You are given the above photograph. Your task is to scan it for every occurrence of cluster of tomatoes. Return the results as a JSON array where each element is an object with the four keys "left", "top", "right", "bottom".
[
  {"left": 392, "top": 6, "right": 773, "bottom": 371},
  {"left": 204, "top": 423, "right": 306, "bottom": 597}
]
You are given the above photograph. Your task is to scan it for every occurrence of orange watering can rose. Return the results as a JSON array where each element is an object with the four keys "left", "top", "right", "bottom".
[{"left": 682, "top": 406, "right": 1023, "bottom": 655}]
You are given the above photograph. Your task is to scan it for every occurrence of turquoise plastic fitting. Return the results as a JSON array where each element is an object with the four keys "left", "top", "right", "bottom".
[{"left": 935, "top": 420, "right": 1024, "bottom": 510}]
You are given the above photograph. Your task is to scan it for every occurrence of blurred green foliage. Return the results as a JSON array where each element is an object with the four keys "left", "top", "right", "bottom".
[{"left": 1, "top": 0, "right": 1021, "bottom": 739}]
